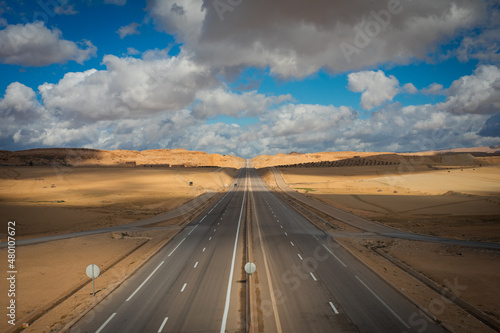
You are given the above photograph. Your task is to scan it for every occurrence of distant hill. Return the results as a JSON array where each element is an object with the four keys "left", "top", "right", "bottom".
[
  {"left": 413, "top": 145, "right": 500, "bottom": 155},
  {"left": 0, "top": 148, "right": 245, "bottom": 169},
  {"left": 251, "top": 148, "right": 500, "bottom": 168}
]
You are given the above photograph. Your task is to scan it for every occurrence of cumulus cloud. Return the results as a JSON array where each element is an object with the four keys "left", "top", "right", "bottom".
[
  {"left": 478, "top": 113, "right": 500, "bottom": 137},
  {"left": 1, "top": 59, "right": 499, "bottom": 157},
  {"left": 148, "top": 0, "right": 487, "bottom": 78},
  {"left": 348, "top": 70, "right": 400, "bottom": 110},
  {"left": 403, "top": 83, "right": 418, "bottom": 94},
  {"left": 0, "top": 82, "right": 49, "bottom": 148},
  {"left": 422, "top": 83, "right": 445, "bottom": 95},
  {"left": 0, "top": 21, "right": 96, "bottom": 66},
  {"left": 117, "top": 22, "right": 140, "bottom": 39},
  {"left": 192, "top": 88, "right": 292, "bottom": 119},
  {"left": 439, "top": 64, "right": 500, "bottom": 114},
  {"left": 38, "top": 53, "right": 217, "bottom": 121}
]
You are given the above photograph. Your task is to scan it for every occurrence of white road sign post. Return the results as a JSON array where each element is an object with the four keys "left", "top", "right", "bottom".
[{"left": 86, "top": 264, "right": 100, "bottom": 297}]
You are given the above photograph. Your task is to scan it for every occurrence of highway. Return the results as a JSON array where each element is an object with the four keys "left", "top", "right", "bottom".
[
  {"left": 71, "top": 163, "right": 447, "bottom": 332},
  {"left": 270, "top": 167, "right": 500, "bottom": 250},
  {"left": 71, "top": 168, "right": 249, "bottom": 333}
]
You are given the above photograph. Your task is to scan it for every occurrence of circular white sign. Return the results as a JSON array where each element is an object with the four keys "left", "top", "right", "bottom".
[
  {"left": 86, "top": 264, "right": 100, "bottom": 279},
  {"left": 245, "top": 262, "right": 256, "bottom": 275}
]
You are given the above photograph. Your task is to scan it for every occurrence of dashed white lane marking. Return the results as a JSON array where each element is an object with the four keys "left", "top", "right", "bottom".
[
  {"left": 310, "top": 272, "right": 317, "bottom": 281},
  {"left": 290, "top": 242, "right": 294, "bottom": 247},
  {"left": 355, "top": 276, "right": 410, "bottom": 329},
  {"left": 181, "top": 283, "right": 187, "bottom": 292},
  {"left": 209, "top": 237, "right": 212, "bottom": 241},
  {"left": 280, "top": 225, "right": 283, "bottom": 229},
  {"left": 214, "top": 229, "right": 216, "bottom": 232},
  {"left": 203, "top": 247, "right": 206, "bottom": 252},
  {"left": 126, "top": 261, "right": 164, "bottom": 302},
  {"left": 168, "top": 238, "right": 187, "bottom": 257},
  {"left": 96, "top": 313, "right": 116, "bottom": 333},
  {"left": 218, "top": 223, "right": 220, "bottom": 225},
  {"left": 297, "top": 253, "right": 303, "bottom": 260},
  {"left": 329, "top": 302, "right": 339, "bottom": 314},
  {"left": 322, "top": 245, "right": 347, "bottom": 268},
  {"left": 188, "top": 224, "right": 198, "bottom": 235},
  {"left": 158, "top": 317, "right": 169, "bottom": 332},
  {"left": 284, "top": 232, "right": 288, "bottom": 236},
  {"left": 194, "top": 262, "right": 198, "bottom": 268}
]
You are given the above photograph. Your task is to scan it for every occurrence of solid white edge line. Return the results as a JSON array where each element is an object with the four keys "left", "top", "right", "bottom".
[
  {"left": 188, "top": 224, "right": 198, "bottom": 235},
  {"left": 329, "top": 302, "right": 339, "bottom": 314},
  {"left": 95, "top": 312, "right": 116, "bottom": 333},
  {"left": 194, "top": 261, "right": 198, "bottom": 268},
  {"left": 322, "top": 245, "right": 347, "bottom": 268},
  {"left": 355, "top": 276, "right": 410, "bottom": 329},
  {"left": 298, "top": 253, "right": 303, "bottom": 260},
  {"left": 310, "top": 272, "right": 317, "bottom": 281},
  {"left": 168, "top": 238, "right": 186, "bottom": 257},
  {"left": 158, "top": 317, "right": 169, "bottom": 332},
  {"left": 181, "top": 283, "right": 187, "bottom": 292},
  {"left": 220, "top": 170, "right": 247, "bottom": 333},
  {"left": 126, "top": 261, "right": 164, "bottom": 302}
]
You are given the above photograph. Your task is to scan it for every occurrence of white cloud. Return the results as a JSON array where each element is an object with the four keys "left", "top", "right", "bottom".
[
  {"left": 422, "top": 83, "right": 445, "bottom": 95},
  {"left": 403, "top": 83, "right": 418, "bottom": 94},
  {"left": 0, "top": 21, "right": 96, "bottom": 66},
  {"left": 0, "top": 18, "right": 7, "bottom": 27},
  {"left": 117, "top": 22, "right": 140, "bottom": 39},
  {"left": 1, "top": 62, "right": 499, "bottom": 157},
  {"left": 148, "top": 0, "right": 487, "bottom": 78},
  {"left": 439, "top": 64, "right": 500, "bottom": 114},
  {"left": 348, "top": 70, "right": 400, "bottom": 110},
  {"left": 38, "top": 53, "right": 217, "bottom": 121},
  {"left": 127, "top": 47, "right": 140, "bottom": 55},
  {"left": 192, "top": 88, "right": 292, "bottom": 118}
]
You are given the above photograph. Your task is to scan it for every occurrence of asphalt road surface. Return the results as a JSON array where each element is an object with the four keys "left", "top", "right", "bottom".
[
  {"left": 72, "top": 163, "right": 447, "bottom": 333},
  {"left": 72, "top": 168, "right": 248, "bottom": 333},
  {"left": 271, "top": 167, "right": 500, "bottom": 250}
]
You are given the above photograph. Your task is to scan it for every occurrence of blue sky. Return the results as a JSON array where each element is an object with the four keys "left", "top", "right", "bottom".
[{"left": 0, "top": 0, "right": 499, "bottom": 158}]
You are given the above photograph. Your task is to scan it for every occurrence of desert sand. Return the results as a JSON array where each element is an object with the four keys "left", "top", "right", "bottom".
[
  {"left": 275, "top": 165, "right": 500, "bottom": 241},
  {"left": 0, "top": 159, "right": 238, "bottom": 332},
  {"left": 255, "top": 150, "right": 500, "bottom": 332},
  {"left": 0, "top": 166, "right": 238, "bottom": 239},
  {"left": 1, "top": 148, "right": 499, "bottom": 332}
]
